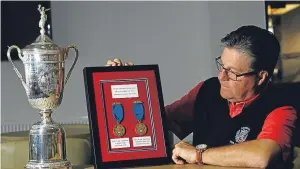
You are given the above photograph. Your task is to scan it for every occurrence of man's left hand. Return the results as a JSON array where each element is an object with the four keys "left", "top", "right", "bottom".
[{"left": 172, "top": 141, "right": 197, "bottom": 164}]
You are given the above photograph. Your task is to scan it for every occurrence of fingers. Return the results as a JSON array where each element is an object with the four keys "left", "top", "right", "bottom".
[
  {"left": 113, "top": 58, "right": 122, "bottom": 66},
  {"left": 106, "top": 59, "right": 113, "bottom": 64},
  {"left": 107, "top": 59, "right": 118, "bottom": 66},
  {"left": 172, "top": 148, "right": 184, "bottom": 165},
  {"left": 172, "top": 142, "right": 197, "bottom": 164},
  {"left": 105, "top": 59, "right": 114, "bottom": 66},
  {"left": 126, "top": 61, "right": 134, "bottom": 66},
  {"left": 172, "top": 152, "right": 184, "bottom": 164},
  {"left": 105, "top": 58, "right": 134, "bottom": 67},
  {"left": 124, "top": 62, "right": 134, "bottom": 66}
]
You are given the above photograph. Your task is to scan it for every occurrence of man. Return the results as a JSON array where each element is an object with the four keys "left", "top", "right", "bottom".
[{"left": 106, "top": 25, "right": 297, "bottom": 169}]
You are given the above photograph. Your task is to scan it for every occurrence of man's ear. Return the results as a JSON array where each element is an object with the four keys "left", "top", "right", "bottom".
[{"left": 257, "top": 71, "right": 269, "bottom": 86}]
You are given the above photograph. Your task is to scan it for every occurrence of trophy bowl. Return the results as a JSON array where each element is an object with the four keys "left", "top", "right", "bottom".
[{"left": 6, "top": 5, "right": 79, "bottom": 169}]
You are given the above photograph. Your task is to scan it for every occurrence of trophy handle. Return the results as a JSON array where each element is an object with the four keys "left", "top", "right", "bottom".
[
  {"left": 64, "top": 44, "right": 79, "bottom": 85},
  {"left": 7, "top": 45, "right": 28, "bottom": 91}
]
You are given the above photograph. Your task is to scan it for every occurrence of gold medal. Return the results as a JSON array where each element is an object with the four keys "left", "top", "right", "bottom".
[
  {"left": 113, "top": 124, "right": 126, "bottom": 137},
  {"left": 135, "top": 122, "right": 147, "bottom": 135},
  {"left": 112, "top": 103, "right": 126, "bottom": 137}
]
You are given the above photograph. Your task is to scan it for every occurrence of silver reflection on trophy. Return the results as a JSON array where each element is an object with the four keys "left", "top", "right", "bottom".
[{"left": 7, "top": 4, "right": 79, "bottom": 169}]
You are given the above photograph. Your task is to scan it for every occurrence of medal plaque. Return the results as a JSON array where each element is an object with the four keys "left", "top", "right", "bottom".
[{"left": 83, "top": 65, "right": 171, "bottom": 168}]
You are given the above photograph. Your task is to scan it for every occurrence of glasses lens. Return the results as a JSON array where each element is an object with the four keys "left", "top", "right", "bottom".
[
  {"left": 227, "top": 71, "right": 237, "bottom": 81},
  {"left": 216, "top": 61, "right": 222, "bottom": 72},
  {"left": 216, "top": 57, "right": 237, "bottom": 81}
]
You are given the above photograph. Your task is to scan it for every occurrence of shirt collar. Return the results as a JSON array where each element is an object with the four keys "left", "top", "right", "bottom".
[{"left": 229, "top": 93, "right": 260, "bottom": 118}]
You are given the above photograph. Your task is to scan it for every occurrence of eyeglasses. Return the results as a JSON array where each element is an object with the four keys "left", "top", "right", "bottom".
[{"left": 215, "top": 56, "right": 257, "bottom": 81}]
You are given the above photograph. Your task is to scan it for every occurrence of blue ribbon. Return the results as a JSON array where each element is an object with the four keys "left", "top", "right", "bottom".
[
  {"left": 133, "top": 101, "right": 144, "bottom": 121},
  {"left": 112, "top": 103, "right": 124, "bottom": 123}
]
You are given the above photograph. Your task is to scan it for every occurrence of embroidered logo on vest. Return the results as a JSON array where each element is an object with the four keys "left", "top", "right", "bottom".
[{"left": 235, "top": 127, "right": 250, "bottom": 143}]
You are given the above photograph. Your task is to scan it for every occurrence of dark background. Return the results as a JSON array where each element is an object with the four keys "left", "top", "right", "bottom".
[{"left": 1, "top": 1, "right": 52, "bottom": 61}]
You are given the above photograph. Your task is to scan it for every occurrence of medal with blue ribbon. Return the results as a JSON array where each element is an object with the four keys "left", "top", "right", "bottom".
[
  {"left": 133, "top": 101, "right": 147, "bottom": 135},
  {"left": 112, "top": 103, "right": 126, "bottom": 137}
]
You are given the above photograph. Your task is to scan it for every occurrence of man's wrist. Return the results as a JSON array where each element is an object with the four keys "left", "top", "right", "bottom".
[
  {"left": 201, "top": 149, "right": 208, "bottom": 165},
  {"left": 195, "top": 144, "right": 208, "bottom": 165},
  {"left": 195, "top": 150, "right": 202, "bottom": 164}
]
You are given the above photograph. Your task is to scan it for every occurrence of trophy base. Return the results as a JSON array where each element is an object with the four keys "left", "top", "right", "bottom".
[
  {"left": 26, "top": 110, "right": 72, "bottom": 169},
  {"left": 25, "top": 160, "right": 72, "bottom": 169}
]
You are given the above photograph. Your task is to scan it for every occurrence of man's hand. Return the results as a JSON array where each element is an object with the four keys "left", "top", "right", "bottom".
[
  {"left": 172, "top": 141, "right": 197, "bottom": 164},
  {"left": 105, "top": 58, "right": 134, "bottom": 66}
]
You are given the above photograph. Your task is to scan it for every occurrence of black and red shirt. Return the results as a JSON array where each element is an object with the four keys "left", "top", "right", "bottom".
[{"left": 165, "top": 77, "right": 297, "bottom": 163}]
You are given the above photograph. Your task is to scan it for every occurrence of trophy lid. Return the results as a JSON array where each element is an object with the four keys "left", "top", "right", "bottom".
[
  {"left": 22, "top": 34, "right": 63, "bottom": 55},
  {"left": 22, "top": 4, "right": 63, "bottom": 55}
]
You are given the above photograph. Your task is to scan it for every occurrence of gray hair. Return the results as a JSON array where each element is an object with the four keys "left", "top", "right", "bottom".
[{"left": 220, "top": 25, "right": 280, "bottom": 78}]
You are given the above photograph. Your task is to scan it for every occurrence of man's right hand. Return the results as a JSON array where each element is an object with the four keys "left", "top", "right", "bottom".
[{"left": 105, "top": 58, "right": 134, "bottom": 66}]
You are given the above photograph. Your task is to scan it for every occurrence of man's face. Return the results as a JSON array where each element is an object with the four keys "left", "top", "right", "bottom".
[{"left": 218, "top": 48, "right": 258, "bottom": 103}]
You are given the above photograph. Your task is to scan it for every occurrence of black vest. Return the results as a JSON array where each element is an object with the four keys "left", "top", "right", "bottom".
[{"left": 192, "top": 77, "right": 294, "bottom": 169}]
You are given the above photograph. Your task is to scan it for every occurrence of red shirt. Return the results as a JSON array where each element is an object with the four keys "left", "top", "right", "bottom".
[{"left": 165, "top": 81, "right": 297, "bottom": 161}]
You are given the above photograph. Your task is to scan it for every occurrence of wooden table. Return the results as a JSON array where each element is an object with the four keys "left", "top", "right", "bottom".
[{"left": 72, "top": 164, "right": 261, "bottom": 169}]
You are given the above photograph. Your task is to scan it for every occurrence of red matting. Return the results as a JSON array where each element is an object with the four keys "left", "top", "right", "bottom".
[{"left": 92, "top": 70, "right": 167, "bottom": 162}]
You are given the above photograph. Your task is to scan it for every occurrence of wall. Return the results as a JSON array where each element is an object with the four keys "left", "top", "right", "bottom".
[
  {"left": 281, "top": 7, "right": 300, "bottom": 54},
  {"left": 1, "top": 2, "right": 265, "bottom": 144},
  {"left": 278, "top": 7, "right": 300, "bottom": 82}
]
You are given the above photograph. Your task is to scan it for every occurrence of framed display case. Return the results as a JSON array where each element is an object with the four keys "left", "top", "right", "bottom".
[{"left": 83, "top": 65, "right": 171, "bottom": 168}]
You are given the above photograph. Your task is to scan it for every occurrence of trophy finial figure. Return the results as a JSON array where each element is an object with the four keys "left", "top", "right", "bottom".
[{"left": 38, "top": 4, "right": 50, "bottom": 36}]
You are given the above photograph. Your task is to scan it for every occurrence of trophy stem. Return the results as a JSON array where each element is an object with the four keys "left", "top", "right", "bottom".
[
  {"left": 39, "top": 109, "right": 54, "bottom": 124},
  {"left": 25, "top": 109, "right": 72, "bottom": 169}
]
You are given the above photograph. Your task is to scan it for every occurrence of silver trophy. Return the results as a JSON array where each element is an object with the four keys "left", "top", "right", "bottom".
[{"left": 6, "top": 5, "right": 78, "bottom": 169}]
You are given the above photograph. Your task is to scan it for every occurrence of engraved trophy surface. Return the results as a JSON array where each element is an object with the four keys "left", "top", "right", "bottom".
[{"left": 6, "top": 5, "right": 79, "bottom": 169}]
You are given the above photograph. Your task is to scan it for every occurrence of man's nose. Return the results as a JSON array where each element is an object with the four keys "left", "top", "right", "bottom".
[{"left": 218, "top": 69, "right": 228, "bottom": 81}]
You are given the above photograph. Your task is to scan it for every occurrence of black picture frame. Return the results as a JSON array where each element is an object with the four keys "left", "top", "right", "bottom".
[{"left": 83, "top": 65, "right": 172, "bottom": 169}]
